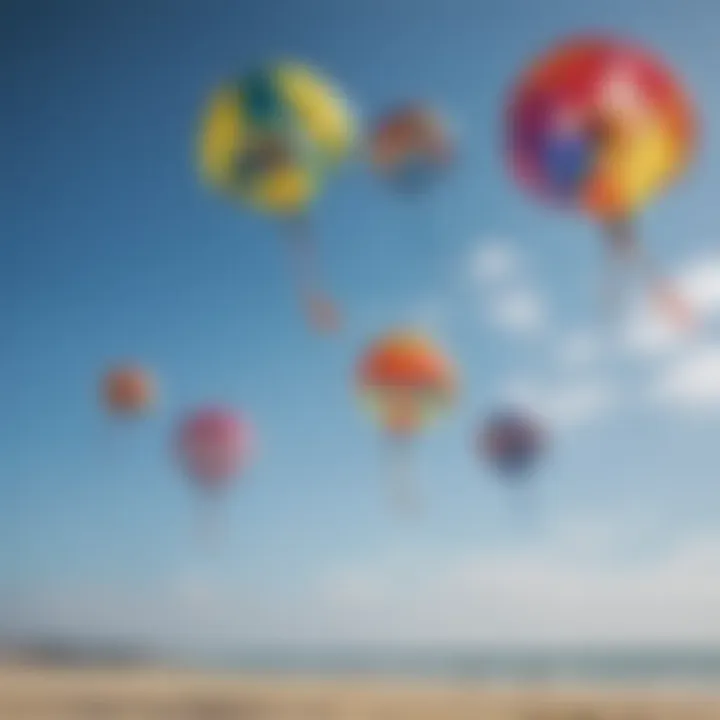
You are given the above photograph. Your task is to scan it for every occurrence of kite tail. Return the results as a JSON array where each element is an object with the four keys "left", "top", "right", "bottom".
[
  {"left": 604, "top": 217, "right": 694, "bottom": 330},
  {"left": 286, "top": 215, "right": 341, "bottom": 334},
  {"left": 387, "top": 436, "right": 421, "bottom": 518},
  {"left": 507, "top": 476, "right": 540, "bottom": 537},
  {"left": 197, "top": 492, "right": 225, "bottom": 553}
]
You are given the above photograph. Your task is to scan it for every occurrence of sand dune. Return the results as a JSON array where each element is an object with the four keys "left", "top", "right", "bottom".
[{"left": 0, "top": 665, "right": 719, "bottom": 719}]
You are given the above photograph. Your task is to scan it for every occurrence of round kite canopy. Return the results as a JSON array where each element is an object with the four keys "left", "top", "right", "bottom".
[
  {"left": 507, "top": 35, "right": 695, "bottom": 221},
  {"left": 481, "top": 409, "right": 546, "bottom": 478},
  {"left": 176, "top": 407, "right": 253, "bottom": 492},
  {"left": 102, "top": 366, "right": 156, "bottom": 416},
  {"left": 357, "top": 330, "right": 457, "bottom": 437},
  {"left": 370, "top": 105, "right": 453, "bottom": 192},
  {"left": 198, "top": 62, "right": 356, "bottom": 215}
]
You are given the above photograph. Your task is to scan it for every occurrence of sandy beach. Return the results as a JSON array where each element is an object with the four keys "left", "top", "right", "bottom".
[{"left": 1, "top": 665, "right": 719, "bottom": 719}]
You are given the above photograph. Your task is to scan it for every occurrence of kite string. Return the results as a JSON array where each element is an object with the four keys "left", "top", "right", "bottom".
[
  {"left": 197, "top": 491, "right": 226, "bottom": 554},
  {"left": 285, "top": 215, "right": 339, "bottom": 331},
  {"left": 508, "top": 478, "right": 541, "bottom": 537},
  {"left": 605, "top": 216, "right": 693, "bottom": 330},
  {"left": 601, "top": 217, "right": 633, "bottom": 325},
  {"left": 387, "top": 436, "right": 421, "bottom": 518}
]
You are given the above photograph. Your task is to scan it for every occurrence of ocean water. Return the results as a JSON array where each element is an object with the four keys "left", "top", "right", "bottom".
[
  {"left": 199, "top": 648, "right": 720, "bottom": 688},
  {"left": 9, "top": 639, "right": 720, "bottom": 688}
]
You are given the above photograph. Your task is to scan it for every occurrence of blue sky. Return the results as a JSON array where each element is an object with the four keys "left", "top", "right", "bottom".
[{"left": 3, "top": 0, "right": 720, "bottom": 649}]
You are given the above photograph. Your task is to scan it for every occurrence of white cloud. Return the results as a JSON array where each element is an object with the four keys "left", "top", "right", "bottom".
[
  {"left": 622, "top": 294, "right": 686, "bottom": 356},
  {"left": 7, "top": 523, "right": 720, "bottom": 649},
  {"left": 469, "top": 238, "right": 549, "bottom": 336},
  {"left": 317, "top": 528, "right": 720, "bottom": 647},
  {"left": 545, "top": 379, "right": 616, "bottom": 428},
  {"left": 487, "top": 288, "right": 546, "bottom": 334},
  {"left": 676, "top": 255, "right": 720, "bottom": 318},
  {"left": 622, "top": 254, "right": 720, "bottom": 357},
  {"left": 552, "top": 517, "right": 625, "bottom": 558},
  {"left": 501, "top": 377, "right": 544, "bottom": 406},
  {"left": 501, "top": 377, "right": 615, "bottom": 430},
  {"left": 557, "top": 330, "right": 601, "bottom": 368},
  {"left": 652, "top": 345, "right": 720, "bottom": 409},
  {"left": 471, "top": 240, "right": 517, "bottom": 284}
]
